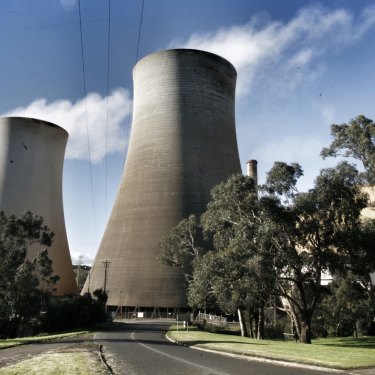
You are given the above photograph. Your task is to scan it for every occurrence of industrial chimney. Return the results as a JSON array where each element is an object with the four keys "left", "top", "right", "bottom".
[
  {"left": 247, "top": 159, "right": 258, "bottom": 186},
  {"left": 83, "top": 49, "right": 241, "bottom": 310},
  {"left": 0, "top": 117, "right": 77, "bottom": 295}
]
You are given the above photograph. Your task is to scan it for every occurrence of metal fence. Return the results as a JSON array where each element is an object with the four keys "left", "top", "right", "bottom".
[{"left": 194, "top": 312, "right": 227, "bottom": 327}]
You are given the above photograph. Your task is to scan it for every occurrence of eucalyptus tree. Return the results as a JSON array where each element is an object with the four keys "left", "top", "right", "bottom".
[
  {"left": 321, "top": 115, "right": 375, "bottom": 184},
  {"left": 317, "top": 273, "right": 369, "bottom": 337},
  {"left": 160, "top": 214, "right": 206, "bottom": 281},
  {"left": 197, "top": 162, "right": 370, "bottom": 343},
  {"left": 194, "top": 174, "right": 276, "bottom": 338},
  {"left": 263, "top": 161, "right": 369, "bottom": 343},
  {"left": 161, "top": 175, "right": 273, "bottom": 337},
  {"left": 0, "top": 211, "right": 57, "bottom": 337},
  {"left": 161, "top": 160, "right": 372, "bottom": 343},
  {"left": 321, "top": 114, "right": 375, "bottom": 320}
]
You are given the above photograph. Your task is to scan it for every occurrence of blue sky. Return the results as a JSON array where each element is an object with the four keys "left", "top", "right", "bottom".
[{"left": 1, "top": 0, "right": 374, "bottom": 264}]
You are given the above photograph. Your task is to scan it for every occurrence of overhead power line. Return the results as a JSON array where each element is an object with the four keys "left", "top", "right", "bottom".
[
  {"left": 105, "top": 0, "right": 111, "bottom": 221},
  {"left": 123, "top": 0, "right": 145, "bottom": 167},
  {"left": 78, "top": 0, "right": 98, "bottom": 242},
  {"left": 135, "top": 0, "right": 145, "bottom": 63}
]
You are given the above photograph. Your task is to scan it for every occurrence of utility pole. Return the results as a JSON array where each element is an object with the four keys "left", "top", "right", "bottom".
[
  {"left": 87, "top": 269, "right": 91, "bottom": 294},
  {"left": 77, "top": 255, "right": 83, "bottom": 290},
  {"left": 102, "top": 260, "right": 110, "bottom": 293}
]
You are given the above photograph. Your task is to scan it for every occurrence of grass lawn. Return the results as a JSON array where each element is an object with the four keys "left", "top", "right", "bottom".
[
  {"left": 0, "top": 332, "right": 107, "bottom": 374},
  {"left": 0, "top": 349, "right": 108, "bottom": 375},
  {"left": 167, "top": 326, "right": 375, "bottom": 370},
  {"left": 0, "top": 331, "right": 89, "bottom": 349}
]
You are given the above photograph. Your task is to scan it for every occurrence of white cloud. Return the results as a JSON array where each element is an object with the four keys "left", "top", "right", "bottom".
[
  {"left": 355, "top": 4, "right": 375, "bottom": 40},
  {"left": 71, "top": 252, "right": 94, "bottom": 266},
  {"left": 169, "top": 4, "right": 375, "bottom": 192},
  {"left": 4, "top": 88, "right": 132, "bottom": 163},
  {"left": 287, "top": 49, "right": 313, "bottom": 68},
  {"left": 170, "top": 5, "right": 375, "bottom": 96}
]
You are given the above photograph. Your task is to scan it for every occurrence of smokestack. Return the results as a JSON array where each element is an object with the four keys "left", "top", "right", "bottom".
[
  {"left": 82, "top": 49, "right": 241, "bottom": 308},
  {"left": 247, "top": 159, "right": 258, "bottom": 186},
  {"left": 0, "top": 117, "right": 77, "bottom": 295}
]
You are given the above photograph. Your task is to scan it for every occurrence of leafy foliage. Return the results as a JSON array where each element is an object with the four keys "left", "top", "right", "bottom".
[
  {"left": 162, "top": 115, "right": 375, "bottom": 343},
  {"left": 263, "top": 161, "right": 303, "bottom": 199},
  {"left": 92, "top": 288, "right": 108, "bottom": 304},
  {"left": 316, "top": 274, "right": 370, "bottom": 337},
  {"left": 262, "top": 162, "right": 371, "bottom": 343},
  {"left": 321, "top": 114, "right": 375, "bottom": 322},
  {"left": 41, "top": 294, "right": 107, "bottom": 332},
  {"left": 162, "top": 158, "right": 375, "bottom": 343},
  {"left": 0, "top": 211, "right": 57, "bottom": 337},
  {"left": 160, "top": 214, "right": 207, "bottom": 280},
  {"left": 321, "top": 115, "right": 375, "bottom": 184}
]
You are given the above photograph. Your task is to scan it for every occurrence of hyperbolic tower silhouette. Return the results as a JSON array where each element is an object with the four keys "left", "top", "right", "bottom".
[
  {"left": 0, "top": 117, "right": 77, "bottom": 295},
  {"left": 83, "top": 49, "right": 241, "bottom": 308}
]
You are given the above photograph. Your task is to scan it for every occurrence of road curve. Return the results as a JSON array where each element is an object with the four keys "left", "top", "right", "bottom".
[{"left": 95, "top": 320, "right": 341, "bottom": 375}]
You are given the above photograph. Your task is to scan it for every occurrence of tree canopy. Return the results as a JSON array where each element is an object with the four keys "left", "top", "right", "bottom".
[
  {"left": 161, "top": 159, "right": 374, "bottom": 343},
  {"left": 321, "top": 115, "right": 375, "bottom": 185},
  {"left": 0, "top": 211, "right": 58, "bottom": 337},
  {"left": 160, "top": 214, "right": 206, "bottom": 281},
  {"left": 264, "top": 162, "right": 371, "bottom": 343}
]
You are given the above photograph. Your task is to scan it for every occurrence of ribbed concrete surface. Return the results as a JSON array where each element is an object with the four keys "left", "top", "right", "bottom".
[
  {"left": 0, "top": 117, "right": 77, "bottom": 295},
  {"left": 83, "top": 49, "right": 241, "bottom": 307}
]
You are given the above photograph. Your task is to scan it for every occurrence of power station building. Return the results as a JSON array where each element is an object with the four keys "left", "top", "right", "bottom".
[
  {"left": 83, "top": 49, "right": 242, "bottom": 313},
  {"left": 0, "top": 117, "right": 77, "bottom": 295}
]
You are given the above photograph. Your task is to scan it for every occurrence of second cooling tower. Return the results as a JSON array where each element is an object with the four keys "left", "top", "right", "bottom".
[
  {"left": 0, "top": 117, "right": 77, "bottom": 295},
  {"left": 83, "top": 49, "right": 241, "bottom": 308}
]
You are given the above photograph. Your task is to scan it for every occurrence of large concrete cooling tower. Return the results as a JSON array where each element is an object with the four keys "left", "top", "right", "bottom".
[
  {"left": 0, "top": 117, "right": 77, "bottom": 295},
  {"left": 83, "top": 49, "right": 241, "bottom": 309}
]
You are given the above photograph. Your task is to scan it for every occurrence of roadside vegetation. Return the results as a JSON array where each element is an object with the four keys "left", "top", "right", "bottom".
[
  {"left": 0, "top": 211, "right": 108, "bottom": 339},
  {"left": 167, "top": 326, "right": 375, "bottom": 370},
  {"left": 0, "top": 331, "right": 89, "bottom": 349},
  {"left": 161, "top": 115, "right": 375, "bottom": 344}
]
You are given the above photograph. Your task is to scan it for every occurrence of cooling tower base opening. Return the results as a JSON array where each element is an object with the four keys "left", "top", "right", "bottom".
[{"left": 108, "top": 306, "right": 191, "bottom": 320}]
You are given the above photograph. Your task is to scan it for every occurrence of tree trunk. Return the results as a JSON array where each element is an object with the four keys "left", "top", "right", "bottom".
[
  {"left": 254, "top": 311, "right": 259, "bottom": 338},
  {"left": 288, "top": 307, "right": 301, "bottom": 341},
  {"left": 257, "top": 306, "right": 265, "bottom": 340},
  {"left": 353, "top": 321, "right": 358, "bottom": 338},
  {"left": 248, "top": 315, "right": 254, "bottom": 338},
  {"left": 245, "top": 307, "right": 256, "bottom": 338},
  {"left": 238, "top": 309, "right": 247, "bottom": 337},
  {"left": 369, "top": 282, "right": 375, "bottom": 314},
  {"left": 299, "top": 316, "right": 312, "bottom": 344},
  {"left": 336, "top": 322, "right": 340, "bottom": 337}
]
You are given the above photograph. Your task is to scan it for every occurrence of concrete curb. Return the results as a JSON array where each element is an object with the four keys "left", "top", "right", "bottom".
[{"left": 98, "top": 344, "right": 114, "bottom": 374}]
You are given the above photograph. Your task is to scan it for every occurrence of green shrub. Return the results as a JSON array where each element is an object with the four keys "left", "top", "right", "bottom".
[
  {"left": 41, "top": 294, "right": 106, "bottom": 332},
  {"left": 264, "top": 324, "right": 285, "bottom": 339}
]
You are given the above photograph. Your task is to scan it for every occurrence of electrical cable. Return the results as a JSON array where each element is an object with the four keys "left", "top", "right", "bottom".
[
  {"left": 135, "top": 0, "right": 145, "bottom": 63},
  {"left": 122, "top": 0, "right": 145, "bottom": 167},
  {"left": 78, "top": 0, "right": 98, "bottom": 242},
  {"left": 105, "top": 0, "right": 111, "bottom": 221}
]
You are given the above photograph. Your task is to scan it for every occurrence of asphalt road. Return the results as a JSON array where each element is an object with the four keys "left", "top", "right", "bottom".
[{"left": 96, "top": 320, "right": 343, "bottom": 375}]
